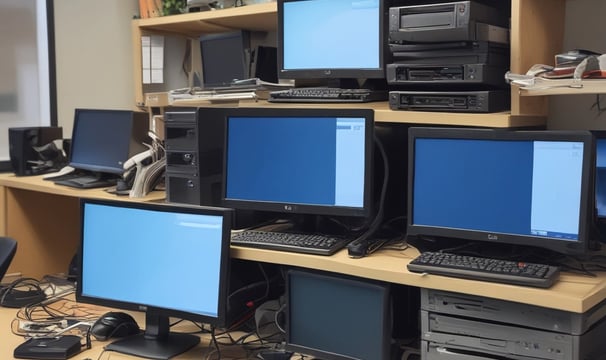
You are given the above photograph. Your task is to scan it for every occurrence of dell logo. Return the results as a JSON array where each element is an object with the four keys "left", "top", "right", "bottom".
[
  {"left": 487, "top": 234, "right": 498, "bottom": 241},
  {"left": 284, "top": 205, "right": 293, "bottom": 211}
]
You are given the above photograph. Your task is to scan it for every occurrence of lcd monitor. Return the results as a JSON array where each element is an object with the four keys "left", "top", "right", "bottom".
[
  {"left": 76, "top": 199, "right": 233, "bottom": 359},
  {"left": 222, "top": 108, "right": 374, "bottom": 219},
  {"left": 277, "top": 0, "right": 387, "bottom": 86},
  {"left": 199, "top": 30, "right": 251, "bottom": 88},
  {"left": 407, "top": 127, "right": 596, "bottom": 256},
  {"left": 68, "top": 109, "right": 149, "bottom": 175},
  {"left": 285, "top": 269, "right": 393, "bottom": 360},
  {"left": 594, "top": 133, "right": 606, "bottom": 218}
]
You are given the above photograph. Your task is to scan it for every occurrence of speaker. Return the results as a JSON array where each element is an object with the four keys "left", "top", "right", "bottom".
[{"left": 9, "top": 126, "right": 63, "bottom": 176}]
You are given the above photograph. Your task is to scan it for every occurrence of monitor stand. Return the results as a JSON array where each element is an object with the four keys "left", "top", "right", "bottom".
[{"left": 105, "top": 313, "right": 199, "bottom": 360}]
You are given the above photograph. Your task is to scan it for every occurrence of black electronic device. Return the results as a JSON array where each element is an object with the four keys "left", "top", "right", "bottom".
[
  {"left": 277, "top": 0, "right": 388, "bottom": 88},
  {"left": 407, "top": 127, "right": 598, "bottom": 257},
  {"left": 389, "top": 89, "right": 510, "bottom": 112},
  {"left": 90, "top": 311, "right": 140, "bottom": 341},
  {"left": 388, "top": 1, "right": 509, "bottom": 44},
  {"left": 13, "top": 335, "right": 83, "bottom": 360},
  {"left": 389, "top": 41, "right": 509, "bottom": 67},
  {"left": 9, "top": 126, "right": 63, "bottom": 176},
  {"left": 594, "top": 131, "right": 606, "bottom": 220},
  {"left": 386, "top": 63, "right": 508, "bottom": 89},
  {"left": 284, "top": 269, "right": 418, "bottom": 360},
  {"left": 67, "top": 109, "right": 149, "bottom": 176},
  {"left": 199, "top": 30, "right": 251, "bottom": 88},
  {"left": 76, "top": 199, "right": 233, "bottom": 359},
  {"left": 164, "top": 107, "right": 226, "bottom": 206},
  {"left": 222, "top": 107, "right": 374, "bottom": 222}
]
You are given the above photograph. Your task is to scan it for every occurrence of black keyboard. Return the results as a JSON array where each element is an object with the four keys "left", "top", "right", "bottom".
[
  {"left": 407, "top": 251, "right": 560, "bottom": 288},
  {"left": 231, "top": 230, "right": 350, "bottom": 256},
  {"left": 268, "top": 87, "right": 387, "bottom": 103}
]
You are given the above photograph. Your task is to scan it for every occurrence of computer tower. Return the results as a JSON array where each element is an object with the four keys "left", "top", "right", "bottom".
[
  {"left": 164, "top": 107, "right": 227, "bottom": 206},
  {"left": 8, "top": 126, "right": 63, "bottom": 176}
]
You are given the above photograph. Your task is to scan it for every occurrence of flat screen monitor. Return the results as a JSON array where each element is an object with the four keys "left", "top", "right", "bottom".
[
  {"left": 68, "top": 109, "right": 149, "bottom": 175},
  {"left": 199, "top": 30, "right": 251, "bottom": 88},
  {"left": 594, "top": 133, "right": 606, "bottom": 218},
  {"left": 285, "top": 269, "right": 393, "bottom": 360},
  {"left": 277, "top": 0, "right": 386, "bottom": 85},
  {"left": 222, "top": 107, "right": 374, "bottom": 219},
  {"left": 76, "top": 199, "right": 233, "bottom": 359},
  {"left": 407, "top": 127, "right": 596, "bottom": 256}
]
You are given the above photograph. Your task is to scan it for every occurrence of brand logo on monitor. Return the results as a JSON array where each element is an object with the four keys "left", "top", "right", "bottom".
[
  {"left": 487, "top": 234, "right": 498, "bottom": 241},
  {"left": 284, "top": 205, "right": 293, "bottom": 211}
]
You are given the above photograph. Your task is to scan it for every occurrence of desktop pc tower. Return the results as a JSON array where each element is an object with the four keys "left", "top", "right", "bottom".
[
  {"left": 164, "top": 107, "right": 227, "bottom": 206},
  {"left": 9, "top": 126, "right": 64, "bottom": 176}
]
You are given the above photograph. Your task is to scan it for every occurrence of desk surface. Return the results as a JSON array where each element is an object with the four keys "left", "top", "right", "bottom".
[
  {"left": 2, "top": 173, "right": 606, "bottom": 314},
  {"left": 0, "top": 295, "right": 275, "bottom": 360}
]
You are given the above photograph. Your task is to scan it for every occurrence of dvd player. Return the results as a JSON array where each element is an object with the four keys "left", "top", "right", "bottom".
[
  {"left": 389, "top": 41, "right": 509, "bottom": 67},
  {"left": 386, "top": 63, "right": 508, "bottom": 88},
  {"left": 389, "top": 1, "right": 509, "bottom": 43},
  {"left": 388, "top": 90, "right": 509, "bottom": 113}
]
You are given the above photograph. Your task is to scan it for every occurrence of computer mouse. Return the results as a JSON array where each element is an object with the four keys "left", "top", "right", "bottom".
[{"left": 90, "top": 311, "right": 140, "bottom": 341}]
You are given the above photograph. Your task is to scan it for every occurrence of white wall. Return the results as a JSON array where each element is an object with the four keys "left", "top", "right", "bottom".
[{"left": 54, "top": 0, "right": 139, "bottom": 136}]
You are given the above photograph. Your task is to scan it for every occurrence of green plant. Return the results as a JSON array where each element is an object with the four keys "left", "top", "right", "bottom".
[{"left": 163, "top": 0, "right": 187, "bottom": 15}]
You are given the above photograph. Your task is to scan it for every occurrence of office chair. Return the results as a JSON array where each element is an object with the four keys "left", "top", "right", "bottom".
[{"left": 0, "top": 237, "right": 17, "bottom": 284}]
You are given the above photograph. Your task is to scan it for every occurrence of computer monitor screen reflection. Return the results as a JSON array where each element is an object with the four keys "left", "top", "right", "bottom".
[{"left": 77, "top": 199, "right": 232, "bottom": 359}]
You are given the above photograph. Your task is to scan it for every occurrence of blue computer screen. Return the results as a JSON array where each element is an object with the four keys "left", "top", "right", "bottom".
[
  {"left": 596, "top": 138, "right": 606, "bottom": 217},
  {"left": 281, "top": 0, "right": 381, "bottom": 71},
  {"left": 225, "top": 116, "right": 367, "bottom": 210},
  {"left": 412, "top": 138, "right": 585, "bottom": 241},
  {"left": 80, "top": 202, "right": 225, "bottom": 317}
]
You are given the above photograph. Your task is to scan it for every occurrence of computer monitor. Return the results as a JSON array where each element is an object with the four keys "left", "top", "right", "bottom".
[
  {"left": 594, "top": 132, "right": 606, "bottom": 219},
  {"left": 221, "top": 107, "right": 374, "bottom": 221},
  {"left": 285, "top": 269, "right": 393, "bottom": 360},
  {"left": 76, "top": 199, "right": 233, "bottom": 359},
  {"left": 68, "top": 109, "right": 149, "bottom": 175},
  {"left": 277, "top": 0, "right": 387, "bottom": 87},
  {"left": 407, "top": 127, "right": 597, "bottom": 256},
  {"left": 199, "top": 30, "right": 251, "bottom": 88}
]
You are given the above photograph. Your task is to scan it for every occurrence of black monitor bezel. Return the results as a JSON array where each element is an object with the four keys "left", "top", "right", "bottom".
[
  {"left": 76, "top": 198, "right": 233, "bottom": 328},
  {"left": 276, "top": 0, "right": 387, "bottom": 82},
  {"left": 284, "top": 269, "right": 392, "bottom": 360},
  {"left": 68, "top": 109, "right": 147, "bottom": 175},
  {"left": 406, "top": 127, "right": 596, "bottom": 256},
  {"left": 221, "top": 107, "right": 375, "bottom": 218}
]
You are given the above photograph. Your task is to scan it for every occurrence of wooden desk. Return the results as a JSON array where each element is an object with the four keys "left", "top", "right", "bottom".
[
  {"left": 4, "top": 173, "right": 606, "bottom": 359},
  {"left": 0, "top": 173, "right": 165, "bottom": 280},
  {"left": 0, "top": 295, "right": 268, "bottom": 360}
]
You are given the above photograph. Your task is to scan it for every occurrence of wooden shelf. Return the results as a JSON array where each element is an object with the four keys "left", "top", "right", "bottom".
[
  {"left": 517, "top": 79, "right": 606, "bottom": 96},
  {"left": 233, "top": 100, "right": 547, "bottom": 128},
  {"left": 132, "top": 0, "right": 566, "bottom": 127},
  {"left": 134, "top": 2, "right": 277, "bottom": 37}
]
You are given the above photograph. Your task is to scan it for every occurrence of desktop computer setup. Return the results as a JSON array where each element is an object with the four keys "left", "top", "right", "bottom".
[{"left": 43, "top": 108, "right": 154, "bottom": 190}]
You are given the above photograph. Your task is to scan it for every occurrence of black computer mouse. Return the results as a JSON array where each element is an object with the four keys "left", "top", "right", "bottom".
[{"left": 90, "top": 311, "right": 140, "bottom": 341}]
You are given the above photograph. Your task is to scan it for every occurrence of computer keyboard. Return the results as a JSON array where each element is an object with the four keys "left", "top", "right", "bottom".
[
  {"left": 268, "top": 87, "right": 388, "bottom": 103},
  {"left": 407, "top": 251, "right": 560, "bottom": 288},
  {"left": 231, "top": 230, "right": 350, "bottom": 256}
]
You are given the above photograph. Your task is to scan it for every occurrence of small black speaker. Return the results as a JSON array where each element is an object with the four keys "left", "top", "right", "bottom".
[{"left": 9, "top": 126, "right": 63, "bottom": 176}]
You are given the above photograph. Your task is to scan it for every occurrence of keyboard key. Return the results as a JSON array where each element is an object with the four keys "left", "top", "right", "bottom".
[{"left": 407, "top": 251, "right": 560, "bottom": 288}]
